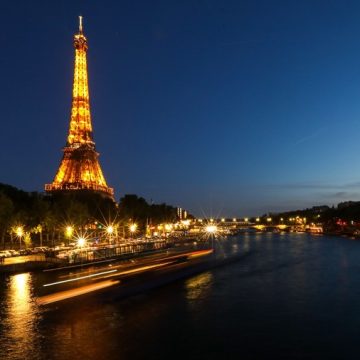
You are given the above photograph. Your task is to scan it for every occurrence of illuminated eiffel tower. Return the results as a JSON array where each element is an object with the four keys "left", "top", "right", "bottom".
[{"left": 45, "top": 17, "right": 114, "bottom": 199}]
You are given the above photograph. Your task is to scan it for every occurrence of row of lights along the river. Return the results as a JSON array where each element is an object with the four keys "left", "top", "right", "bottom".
[{"left": 11, "top": 215, "right": 317, "bottom": 250}]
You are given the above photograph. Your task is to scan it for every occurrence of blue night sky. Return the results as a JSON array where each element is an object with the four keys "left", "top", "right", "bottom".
[{"left": 1, "top": 0, "right": 360, "bottom": 217}]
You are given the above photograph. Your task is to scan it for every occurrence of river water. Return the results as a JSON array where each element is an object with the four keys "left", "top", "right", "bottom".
[{"left": 1, "top": 232, "right": 360, "bottom": 359}]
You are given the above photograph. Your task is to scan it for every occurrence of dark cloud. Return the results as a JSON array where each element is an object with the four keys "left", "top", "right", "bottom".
[{"left": 275, "top": 182, "right": 360, "bottom": 190}]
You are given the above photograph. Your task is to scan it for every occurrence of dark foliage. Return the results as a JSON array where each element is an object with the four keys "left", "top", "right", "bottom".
[{"left": 0, "top": 183, "right": 182, "bottom": 247}]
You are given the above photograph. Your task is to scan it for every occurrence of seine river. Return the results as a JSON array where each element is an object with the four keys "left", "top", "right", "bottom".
[{"left": 1, "top": 232, "right": 360, "bottom": 359}]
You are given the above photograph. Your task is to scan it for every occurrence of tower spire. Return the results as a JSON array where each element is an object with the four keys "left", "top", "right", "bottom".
[
  {"left": 45, "top": 18, "right": 114, "bottom": 199},
  {"left": 79, "top": 15, "right": 83, "bottom": 33}
]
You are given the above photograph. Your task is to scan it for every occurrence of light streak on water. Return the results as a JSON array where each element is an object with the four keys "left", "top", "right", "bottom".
[
  {"left": 37, "top": 280, "right": 120, "bottom": 305},
  {"left": 188, "top": 249, "right": 213, "bottom": 259},
  {"left": 114, "top": 261, "right": 174, "bottom": 276},
  {"left": 39, "top": 261, "right": 177, "bottom": 305},
  {"left": 43, "top": 269, "right": 118, "bottom": 287}
]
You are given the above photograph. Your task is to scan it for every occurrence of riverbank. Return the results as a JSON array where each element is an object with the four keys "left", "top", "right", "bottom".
[{"left": 0, "top": 239, "right": 175, "bottom": 274}]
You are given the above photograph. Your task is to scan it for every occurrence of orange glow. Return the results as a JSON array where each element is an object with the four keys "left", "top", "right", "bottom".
[
  {"left": 115, "top": 262, "right": 173, "bottom": 276},
  {"left": 129, "top": 223, "right": 138, "bottom": 233},
  {"left": 65, "top": 225, "right": 74, "bottom": 238},
  {"left": 37, "top": 280, "right": 120, "bottom": 305},
  {"left": 188, "top": 249, "right": 214, "bottom": 259},
  {"left": 15, "top": 226, "right": 24, "bottom": 238}
]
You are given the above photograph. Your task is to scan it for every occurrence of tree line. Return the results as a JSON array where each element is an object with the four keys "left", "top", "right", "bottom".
[
  {"left": 262, "top": 201, "right": 360, "bottom": 232},
  {"left": 0, "top": 183, "right": 180, "bottom": 249}
]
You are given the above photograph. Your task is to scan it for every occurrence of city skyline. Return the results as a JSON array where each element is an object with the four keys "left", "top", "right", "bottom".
[{"left": 2, "top": 1, "right": 360, "bottom": 216}]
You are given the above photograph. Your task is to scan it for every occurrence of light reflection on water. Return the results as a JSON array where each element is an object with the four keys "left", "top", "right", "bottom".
[
  {"left": 185, "top": 271, "right": 213, "bottom": 305},
  {"left": 1, "top": 273, "right": 40, "bottom": 360}
]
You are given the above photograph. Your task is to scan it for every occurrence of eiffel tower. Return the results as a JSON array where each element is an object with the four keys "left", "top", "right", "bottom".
[{"left": 45, "top": 17, "right": 114, "bottom": 199}]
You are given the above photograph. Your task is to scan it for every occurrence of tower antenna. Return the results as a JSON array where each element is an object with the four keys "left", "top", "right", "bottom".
[{"left": 79, "top": 15, "right": 83, "bottom": 33}]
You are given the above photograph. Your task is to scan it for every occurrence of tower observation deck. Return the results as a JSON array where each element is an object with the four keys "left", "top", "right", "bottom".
[{"left": 45, "top": 17, "right": 114, "bottom": 199}]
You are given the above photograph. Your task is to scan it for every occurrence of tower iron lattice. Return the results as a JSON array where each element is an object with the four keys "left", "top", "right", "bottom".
[{"left": 45, "top": 17, "right": 114, "bottom": 199}]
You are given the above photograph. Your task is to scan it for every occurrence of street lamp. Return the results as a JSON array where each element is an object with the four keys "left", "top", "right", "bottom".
[
  {"left": 77, "top": 237, "right": 86, "bottom": 248},
  {"left": 106, "top": 225, "right": 114, "bottom": 244},
  {"left": 205, "top": 225, "right": 217, "bottom": 234},
  {"left": 129, "top": 223, "right": 137, "bottom": 239},
  {"left": 65, "top": 225, "right": 74, "bottom": 240},
  {"left": 205, "top": 224, "right": 217, "bottom": 250},
  {"left": 16, "top": 226, "right": 24, "bottom": 250}
]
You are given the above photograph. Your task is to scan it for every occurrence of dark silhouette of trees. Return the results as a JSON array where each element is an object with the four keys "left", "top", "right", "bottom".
[
  {"left": 118, "top": 194, "right": 178, "bottom": 227},
  {"left": 0, "top": 192, "right": 14, "bottom": 247},
  {"left": 0, "top": 183, "right": 182, "bottom": 248}
]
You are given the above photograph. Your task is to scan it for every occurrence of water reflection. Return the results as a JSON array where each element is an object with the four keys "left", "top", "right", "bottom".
[
  {"left": 185, "top": 272, "right": 213, "bottom": 306},
  {"left": 242, "top": 235, "right": 250, "bottom": 252},
  {"left": 1, "top": 273, "right": 40, "bottom": 359}
]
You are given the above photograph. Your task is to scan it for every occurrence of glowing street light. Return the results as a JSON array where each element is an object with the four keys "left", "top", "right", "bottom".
[
  {"left": 106, "top": 225, "right": 114, "bottom": 235},
  {"left": 65, "top": 225, "right": 74, "bottom": 239},
  {"left": 16, "top": 226, "right": 24, "bottom": 238},
  {"left": 205, "top": 224, "right": 217, "bottom": 250},
  {"left": 129, "top": 224, "right": 137, "bottom": 233},
  {"left": 77, "top": 237, "right": 86, "bottom": 248},
  {"left": 221, "top": 218, "right": 225, "bottom": 222},
  {"left": 106, "top": 225, "right": 115, "bottom": 244},
  {"left": 205, "top": 225, "right": 217, "bottom": 234},
  {"left": 129, "top": 223, "right": 137, "bottom": 233},
  {"left": 16, "top": 226, "right": 24, "bottom": 250},
  {"left": 129, "top": 223, "right": 138, "bottom": 239}
]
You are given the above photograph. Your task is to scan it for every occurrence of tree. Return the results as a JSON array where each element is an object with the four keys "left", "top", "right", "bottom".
[{"left": 0, "top": 192, "right": 14, "bottom": 248}]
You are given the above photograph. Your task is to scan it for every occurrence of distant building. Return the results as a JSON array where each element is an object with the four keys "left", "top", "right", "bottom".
[{"left": 177, "top": 207, "right": 188, "bottom": 220}]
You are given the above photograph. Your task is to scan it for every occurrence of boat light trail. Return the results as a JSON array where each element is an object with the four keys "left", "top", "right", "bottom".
[
  {"left": 43, "top": 269, "right": 118, "bottom": 287},
  {"left": 188, "top": 249, "right": 214, "bottom": 259},
  {"left": 37, "top": 280, "right": 120, "bottom": 305},
  {"left": 115, "top": 261, "right": 174, "bottom": 276}
]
